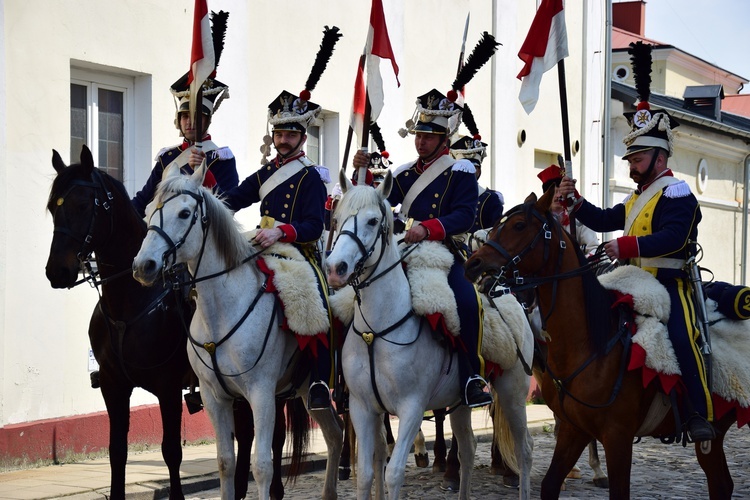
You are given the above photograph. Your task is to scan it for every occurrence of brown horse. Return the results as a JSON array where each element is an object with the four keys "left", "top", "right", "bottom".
[{"left": 464, "top": 188, "right": 737, "bottom": 499}]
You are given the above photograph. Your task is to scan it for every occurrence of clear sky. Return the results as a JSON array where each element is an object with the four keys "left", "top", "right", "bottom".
[{"left": 642, "top": 0, "right": 750, "bottom": 94}]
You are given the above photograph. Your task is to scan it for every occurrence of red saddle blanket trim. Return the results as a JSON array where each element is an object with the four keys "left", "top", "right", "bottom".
[
  {"left": 257, "top": 257, "right": 328, "bottom": 351},
  {"left": 628, "top": 343, "right": 680, "bottom": 395},
  {"left": 713, "top": 395, "right": 750, "bottom": 428},
  {"left": 425, "top": 312, "right": 460, "bottom": 349}
]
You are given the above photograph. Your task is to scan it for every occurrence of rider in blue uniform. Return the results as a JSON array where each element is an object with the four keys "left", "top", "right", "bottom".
[
  {"left": 353, "top": 90, "right": 492, "bottom": 408},
  {"left": 558, "top": 41, "right": 714, "bottom": 442},
  {"left": 132, "top": 41, "right": 238, "bottom": 217},
  {"left": 223, "top": 26, "right": 341, "bottom": 411}
]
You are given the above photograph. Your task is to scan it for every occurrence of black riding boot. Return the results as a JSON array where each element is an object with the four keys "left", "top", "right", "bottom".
[
  {"left": 308, "top": 343, "right": 332, "bottom": 411},
  {"left": 458, "top": 351, "right": 492, "bottom": 408}
]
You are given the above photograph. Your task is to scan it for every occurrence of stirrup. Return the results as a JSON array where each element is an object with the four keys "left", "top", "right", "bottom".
[
  {"left": 464, "top": 375, "right": 493, "bottom": 408},
  {"left": 307, "top": 381, "right": 331, "bottom": 411}
]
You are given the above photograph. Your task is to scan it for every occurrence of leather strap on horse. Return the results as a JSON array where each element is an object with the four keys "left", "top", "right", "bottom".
[{"left": 352, "top": 312, "right": 420, "bottom": 413}]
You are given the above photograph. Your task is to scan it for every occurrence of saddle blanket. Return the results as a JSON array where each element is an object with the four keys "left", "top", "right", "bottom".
[
  {"left": 329, "top": 239, "right": 528, "bottom": 370},
  {"left": 243, "top": 229, "right": 329, "bottom": 337},
  {"left": 598, "top": 265, "right": 750, "bottom": 425}
]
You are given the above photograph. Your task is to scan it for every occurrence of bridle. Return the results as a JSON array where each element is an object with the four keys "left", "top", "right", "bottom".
[
  {"left": 52, "top": 168, "right": 115, "bottom": 273},
  {"left": 146, "top": 189, "right": 210, "bottom": 278}
]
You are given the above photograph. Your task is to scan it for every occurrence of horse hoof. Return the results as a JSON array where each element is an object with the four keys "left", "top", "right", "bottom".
[
  {"left": 432, "top": 462, "right": 446, "bottom": 473},
  {"left": 593, "top": 477, "right": 610, "bottom": 489},
  {"left": 440, "top": 479, "right": 460, "bottom": 491},
  {"left": 414, "top": 453, "right": 429, "bottom": 468},
  {"left": 338, "top": 466, "right": 351, "bottom": 480},
  {"left": 502, "top": 474, "right": 520, "bottom": 488},
  {"left": 566, "top": 466, "right": 582, "bottom": 479}
]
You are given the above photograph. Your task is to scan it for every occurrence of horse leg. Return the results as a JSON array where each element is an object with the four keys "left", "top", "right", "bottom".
[
  {"left": 203, "top": 391, "right": 240, "bottom": 500},
  {"left": 490, "top": 441, "right": 520, "bottom": 488},
  {"left": 413, "top": 428, "right": 429, "bottom": 467},
  {"left": 350, "top": 402, "right": 382, "bottom": 500},
  {"left": 383, "top": 413, "right": 395, "bottom": 459},
  {"left": 270, "top": 400, "right": 287, "bottom": 499},
  {"left": 308, "top": 407, "right": 343, "bottom": 500},
  {"left": 588, "top": 439, "right": 609, "bottom": 488},
  {"left": 157, "top": 389, "right": 185, "bottom": 500},
  {"left": 432, "top": 409, "right": 447, "bottom": 472},
  {"left": 440, "top": 435, "right": 461, "bottom": 492},
  {"left": 448, "top": 406, "right": 476, "bottom": 500},
  {"left": 339, "top": 412, "right": 353, "bottom": 480},
  {"left": 244, "top": 389, "right": 277, "bottom": 500},
  {"left": 100, "top": 379, "right": 133, "bottom": 500},
  {"left": 384, "top": 408, "right": 425, "bottom": 500},
  {"left": 540, "top": 421, "right": 590, "bottom": 500},
  {"left": 233, "top": 399, "right": 253, "bottom": 500},
  {"left": 696, "top": 416, "right": 734, "bottom": 499},
  {"left": 598, "top": 431, "right": 635, "bottom": 500}
]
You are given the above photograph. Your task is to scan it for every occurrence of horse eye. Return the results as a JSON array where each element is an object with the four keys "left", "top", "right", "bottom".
[
  {"left": 367, "top": 217, "right": 378, "bottom": 226},
  {"left": 513, "top": 221, "right": 526, "bottom": 230},
  {"left": 179, "top": 209, "right": 191, "bottom": 219}
]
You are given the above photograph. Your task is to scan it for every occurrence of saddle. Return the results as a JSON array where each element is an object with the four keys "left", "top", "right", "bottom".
[
  {"left": 243, "top": 230, "right": 329, "bottom": 337},
  {"left": 329, "top": 239, "right": 528, "bottom": 371},
  {"left": 598, "top": 265, "right": 750, "bottom": 426}
]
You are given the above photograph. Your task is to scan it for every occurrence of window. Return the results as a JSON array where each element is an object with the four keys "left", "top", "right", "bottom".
[
  {"left": 306, "top": 124, "right": 321, "bottom": 164},
  {"left": 70, "top": 69, "right": 133, "bottom": 181}
]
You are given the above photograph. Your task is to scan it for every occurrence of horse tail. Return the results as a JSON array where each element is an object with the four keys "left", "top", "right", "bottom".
[
  {"left": 491, "top": 389, "right": 520, "bottom": 474},
  {"left": 285, "top": 397, "right": 312, "bottom": 482}
]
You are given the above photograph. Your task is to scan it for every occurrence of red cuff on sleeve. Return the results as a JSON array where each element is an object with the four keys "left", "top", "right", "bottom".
[
  {"left": 419, "top": 219, "right": 446, "bottom": 241},
  {"left": 617, "top": 235, "right": 639, "bottom": 259},
  {"left": 325, "top": 196, "right": 333, "bottom": 211},
  {"left": 278, "top": 224, "right": 297, "bottom": 243}
]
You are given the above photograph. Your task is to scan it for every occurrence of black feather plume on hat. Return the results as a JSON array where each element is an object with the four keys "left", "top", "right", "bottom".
[
  {"left": 370, "top": 122, "right": 387, "bottom": 153},
  {"left": 451, "top": 32, "right": 500, "bottom": 92},
  {"left": 461, "top": 104, "right": 480, "bottom": 138},
  {"left": 628, "top": 41, "right": 652, "bottom": 105},
  {"left": 305, "top": 26, "right": 343, "bottom": 92},
  {"left": 210, "top": 11, "right": 229, "bottom": 70}
]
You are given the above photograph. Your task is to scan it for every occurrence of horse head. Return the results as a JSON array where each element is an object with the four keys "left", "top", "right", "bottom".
[
  {"left": 464, "top": 187, "right": 560, "bottom": 291},
  {"left": 46, "top": 145, "right": 124, "bottom": 288},
  {"left": 325, "top": 168, "right": 394, "bottom": 289}
]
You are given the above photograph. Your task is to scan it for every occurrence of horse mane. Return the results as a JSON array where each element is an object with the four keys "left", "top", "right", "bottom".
[
  {"left": 154, "top": 174, "right": 250, "bottom": 269},
  {"left": 48, "top": 162, "right": 147, "bottom": 232},
  {"left": 333, "top": 185, "right": 394, "bottom": 240}
]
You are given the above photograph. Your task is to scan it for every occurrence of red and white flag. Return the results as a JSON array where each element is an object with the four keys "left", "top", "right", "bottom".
[
  {"left": 187, "top": 0, "right": 215, "bottom": 122},
  {"left": 517, "top": 0, "right": 568, "bottom": 114},
  {"left": 350, "top": 0, "right": 400, "bottom": 144}
]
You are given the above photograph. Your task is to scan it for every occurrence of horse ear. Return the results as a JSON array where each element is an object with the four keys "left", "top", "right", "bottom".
[
  {"left": 339, "top": 169, "right": 354, "bottom": 194},
  {"left": 538, "top": 186, "right": 554, "bottom": 212},
  {"left": 376, "top": 170, "right": 393, "bottom": 200},
  {"left": 524, "top": 192, "right": 538, "bottom": 204},
  {"left": 80, "top": 145, "right": 95, "bottom": 174},
  {"left": 52, "top": 150, "right": 67, "bottom": 173},
  {"left": 163, "top": 162, "right": 182, "bottom": 181}
]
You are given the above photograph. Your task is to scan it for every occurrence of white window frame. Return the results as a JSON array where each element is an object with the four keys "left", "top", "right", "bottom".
[{"left": 71, "top": 68, "right": 135, "bottom": 185}]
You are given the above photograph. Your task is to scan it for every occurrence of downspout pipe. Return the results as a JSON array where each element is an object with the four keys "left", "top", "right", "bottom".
[
  {"left": 743, "top": 154, "right": 750, "bottom": 283},
  {"left": 602, "top": 0, "right": 612, "bottom": 207}
]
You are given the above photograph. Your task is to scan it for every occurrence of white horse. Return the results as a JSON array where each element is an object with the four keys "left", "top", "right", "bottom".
[
  {"left": 325, "top": 170, "right": 533, "bottom": 500},
  {"left": 132, "top": 163, "right": 343, "bottom": 500}
]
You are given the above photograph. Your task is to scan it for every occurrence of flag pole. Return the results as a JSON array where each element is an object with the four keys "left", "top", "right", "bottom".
[
  {"left": 341, "top": 52, "right": 366, "bottom": 174},
  {"left": 556, "top": 59, "right": 577, "bottom": 244}
]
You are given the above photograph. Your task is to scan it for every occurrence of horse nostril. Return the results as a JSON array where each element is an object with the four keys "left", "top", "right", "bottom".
[{"left": 336, "top": 262, "right": 348, "bottom": 277}]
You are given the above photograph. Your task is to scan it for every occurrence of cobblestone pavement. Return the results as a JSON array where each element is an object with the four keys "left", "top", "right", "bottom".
[{"left": 189, "top": 426, "right": 750, "bottom": 499}]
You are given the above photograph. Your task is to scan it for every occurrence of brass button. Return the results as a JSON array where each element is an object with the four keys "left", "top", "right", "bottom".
[
  {"left": 443, "top": 171, "right": 448, "bottom": 176},
  {"left": 289, "top": 184, "right": 295, "bottom": 189},
  {"left": 286, "top": 194, "right": 291, "bottom": 199},
  {"left": 404, "top": 172, "right": 409, "bottom": 176},
  {"left": 281, "top": 213, "right": 286, "bottom": 218},
  {"left": 429, "top": 214, "right": 434, "bottom": 218},
  {"left": 264, "top": 210, "right": 269, "bottom": 215},
  {"left": 434, "top": 193, "right": 439, "bottom": 198},
  {"left": 284, "top": 204, "right": 289, "bottom": 208},
  {"left": 267, "top": 166, "right": 271, "bottom": 170},
  {"left": 431, "top": 204, "right": 436, "bottom": 208}
]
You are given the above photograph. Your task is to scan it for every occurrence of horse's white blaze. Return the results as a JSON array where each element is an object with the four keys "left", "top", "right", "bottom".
[
  {"left": 329, "top": 183, "right": 533, "bottom": 500},
  {"left": 133, "top": 166, "right": 342, "bottom": 500}
]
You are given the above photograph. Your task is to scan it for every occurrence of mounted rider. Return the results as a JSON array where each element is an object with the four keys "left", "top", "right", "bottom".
[
  {"left": 448, "top": 103, "right": 504, "bottom": 252},
  {"left": 132, "top": 11, "right": 238, "bottom": 218},
  {"left": 537, "top": 165, "right": 599, "bottom": 257},
  {"left": 223, "top": 26, "right": 342, "bottom": 411},
  {"left": 558, "top": 41, "right": 714, "bottom": 442}
]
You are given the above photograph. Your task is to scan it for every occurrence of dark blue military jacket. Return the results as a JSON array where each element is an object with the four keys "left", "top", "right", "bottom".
[{"left": 472, "top": 187, "right": 504, "bottom": 232}]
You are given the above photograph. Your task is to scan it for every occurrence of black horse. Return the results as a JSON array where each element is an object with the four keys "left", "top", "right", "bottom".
[{"left": 45, "top": 145, "right": 293, "bottom": 499}]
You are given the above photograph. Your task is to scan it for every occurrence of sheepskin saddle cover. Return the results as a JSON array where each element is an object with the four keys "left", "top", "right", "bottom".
[
  {"left": 243, "top": 230, "right": 329, "bottom": 337},
  {"left": 329, "top": 240, "right": 526, "bottom": 370},
  {"left": 598, "top": 265, "right": 750, "bottom": 408}
]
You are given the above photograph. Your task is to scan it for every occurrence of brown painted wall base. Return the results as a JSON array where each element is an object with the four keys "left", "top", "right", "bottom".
[{"left": 0, "top": 403, "right": 214, "bottom": 469}]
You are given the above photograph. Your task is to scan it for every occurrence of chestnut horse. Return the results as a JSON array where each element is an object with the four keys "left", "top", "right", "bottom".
[
  {"left": 464, "top": 188, "right": 738, "bottom": 499},
  {"left": 45, "top": 146, "right": 290, "bottom": 499}
]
